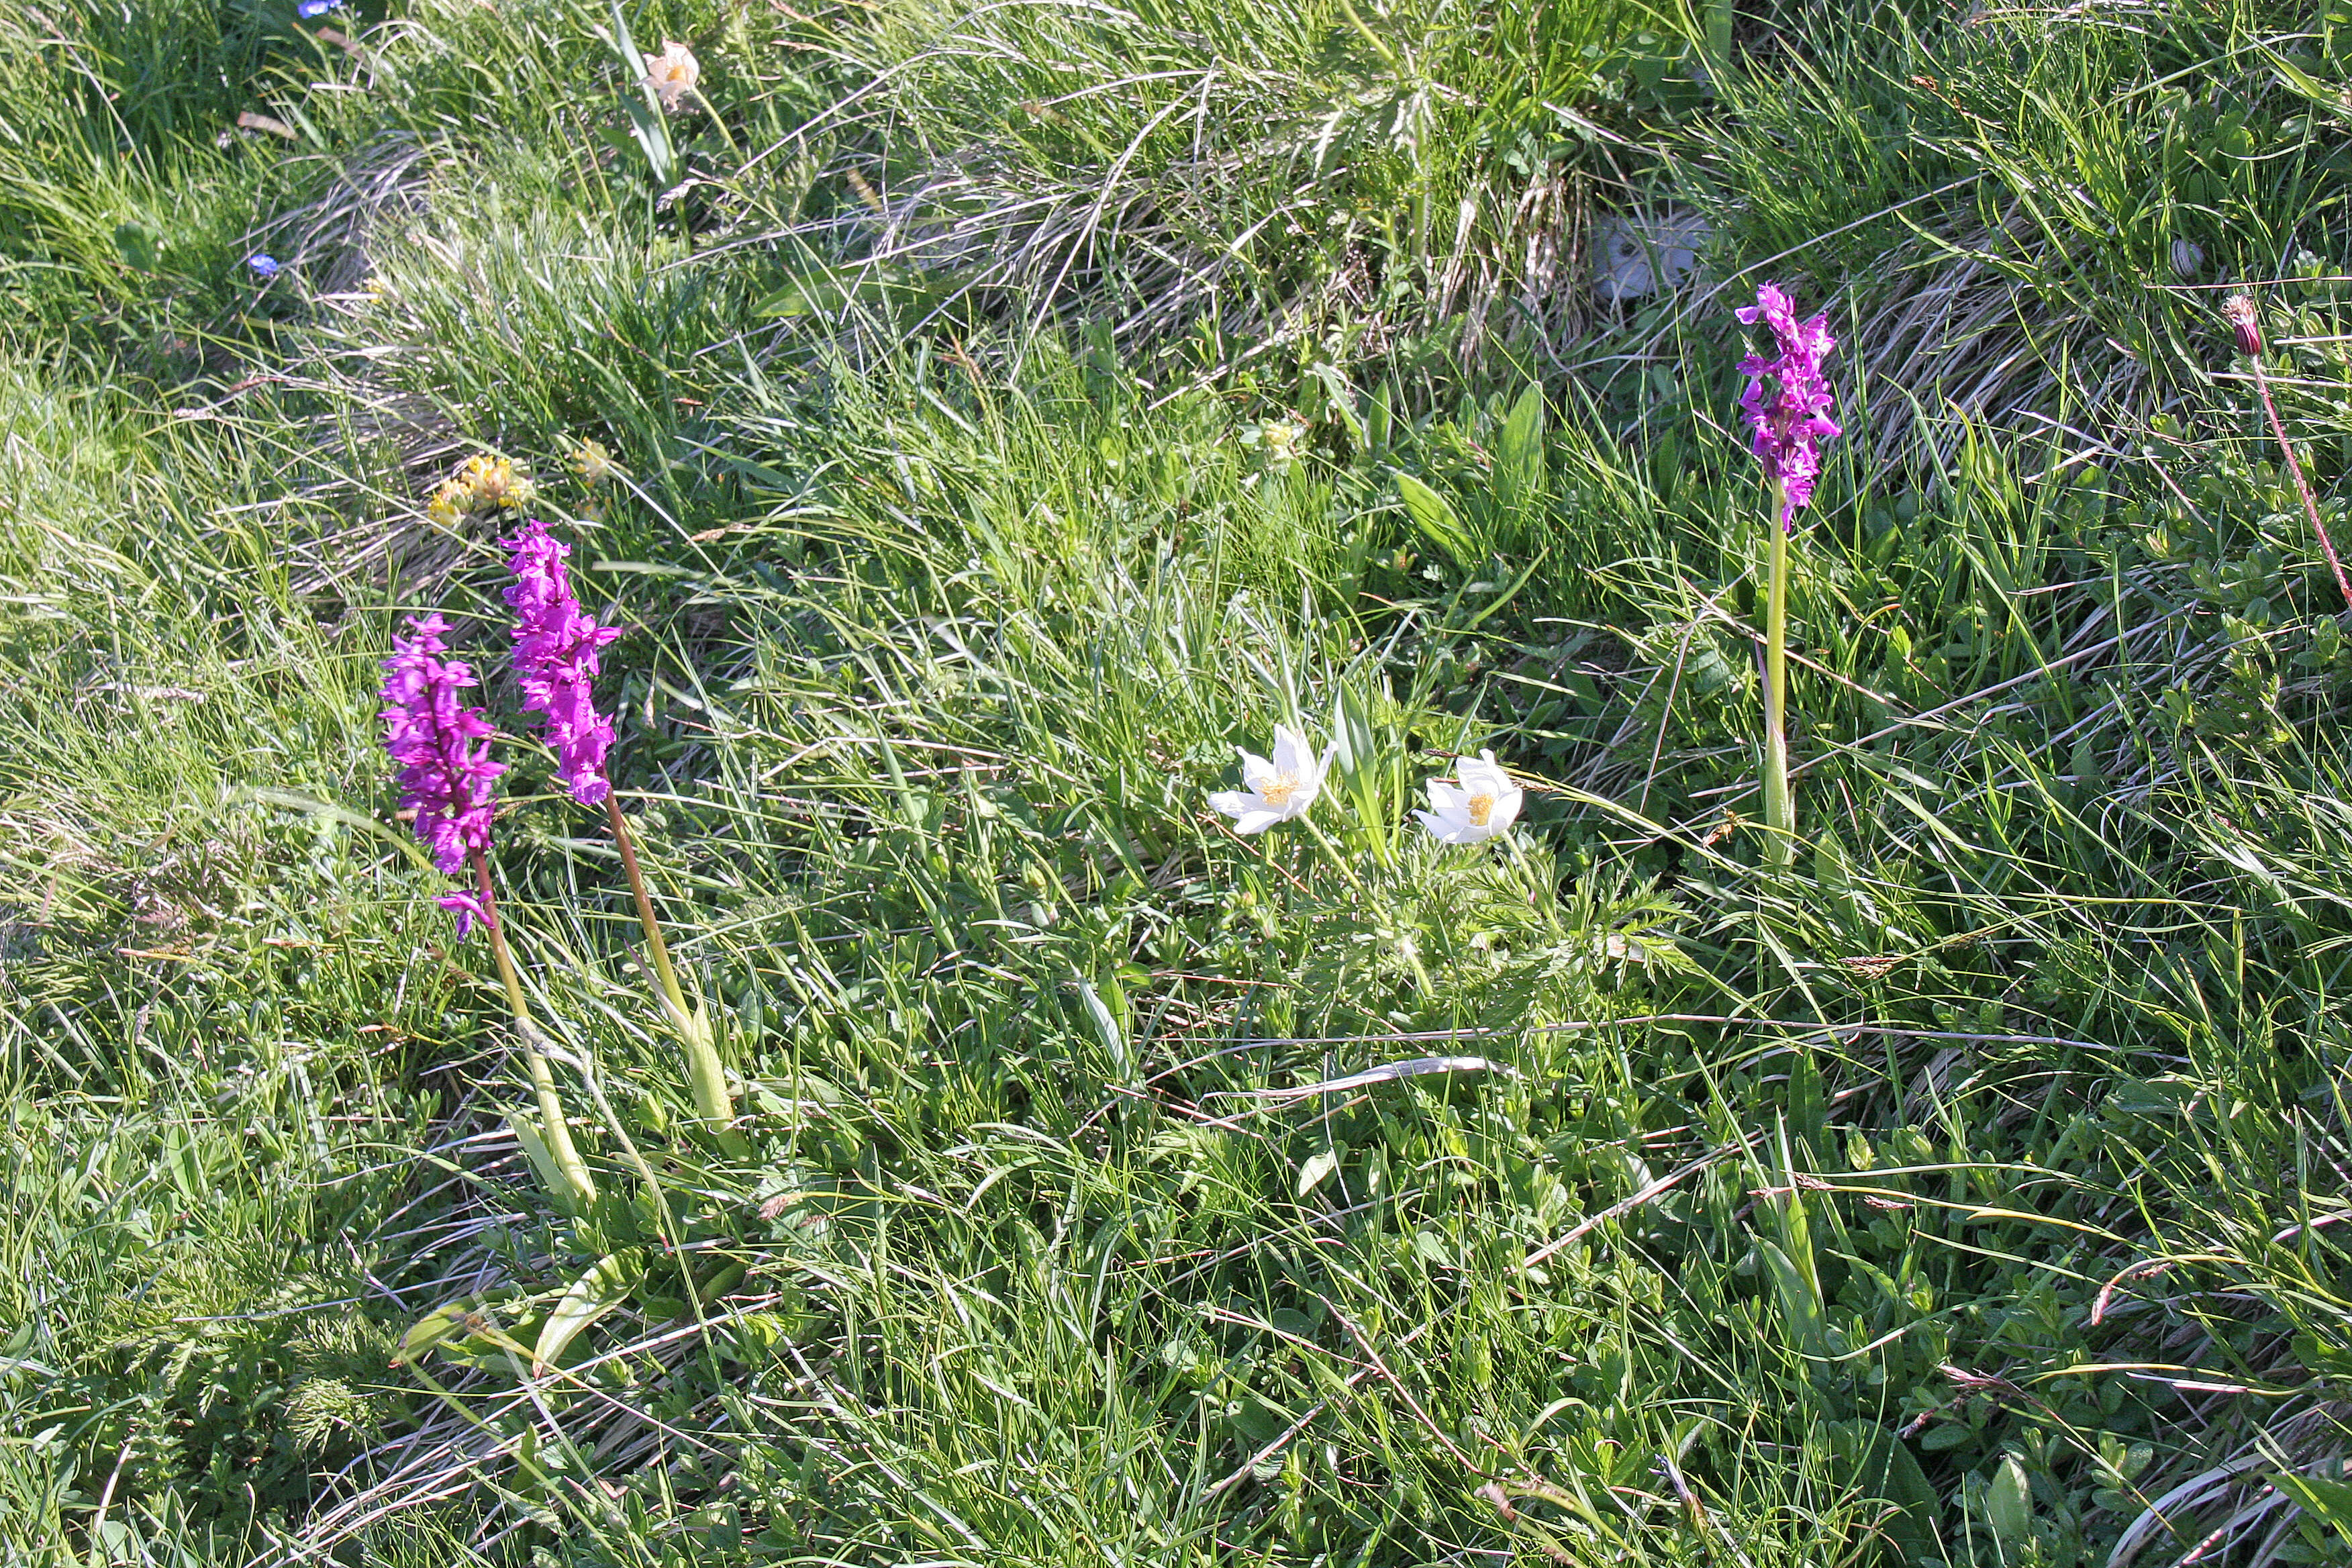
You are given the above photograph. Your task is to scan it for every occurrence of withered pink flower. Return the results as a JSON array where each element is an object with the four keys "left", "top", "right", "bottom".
[{"left": 436, "top": 889, "right": 489, "bottom": 939}]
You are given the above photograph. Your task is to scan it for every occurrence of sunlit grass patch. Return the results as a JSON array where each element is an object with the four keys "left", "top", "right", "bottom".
[{"left": 6, "top": 0, "right": 2352, "bottom": 1561}]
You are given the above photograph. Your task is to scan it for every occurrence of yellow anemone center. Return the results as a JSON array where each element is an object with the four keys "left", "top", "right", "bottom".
[
  {"left": 1466, "top": 792, "right": 1495, "bottom": 828},
  {"left": 1259, "top": 774, "right": 1300, "bottom": 809}
]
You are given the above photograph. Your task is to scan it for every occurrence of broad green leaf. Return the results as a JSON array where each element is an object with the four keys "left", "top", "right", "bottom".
[
  {"left": 1496, "top": 383, "right": 1547, "bottom": 512},
  {"left": 507, "top": 1110, "right": 577, "bottom": 1215},
  {"left": 1397, "top": 473, "right": 1474, "bottom": 565},
  {"left": 1824, "top": 1420, "right": 1939, "bottom": 1559},
  {"left": 395, "top": 1301, "right": 475, "bottom": 1367},
  {"left": 535, "top": 1252, "right": 645, "bottom": 1374},
  {"left": 1074, "top": 975, "right": 1130, "bottom": 1078},
  {"left": 1987, "top": 1453, "right": 2033, "bottom": 1542},
  {"left": 1757, "top": 1240, "right": 1828, "bottom": 1364}
]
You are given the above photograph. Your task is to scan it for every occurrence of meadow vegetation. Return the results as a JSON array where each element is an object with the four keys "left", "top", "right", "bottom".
[{"left": 6, "top": 0, "right": 2352, "bottom": 1562}]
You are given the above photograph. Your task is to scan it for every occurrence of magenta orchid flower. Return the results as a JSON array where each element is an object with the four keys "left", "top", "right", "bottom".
[
  {"left": 1734, "top": 282, "right": 1841, "bottom": 867},
  {"left": 503, "top": 521, "right": 622, "bottom": 806},
  {"left": 381, "top": 614, "right": 505, "bottom": 932},
  {"left": 1735, "top": 282, "right": 1841, "bottom": 530}
]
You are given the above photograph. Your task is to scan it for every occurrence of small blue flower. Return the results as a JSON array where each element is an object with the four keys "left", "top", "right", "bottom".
[
  {"left": 247, "top": 254, "right": 280, "bottom": 277},
  {"left": 297, "top": 0, "right": 342, "bottom": 14}
]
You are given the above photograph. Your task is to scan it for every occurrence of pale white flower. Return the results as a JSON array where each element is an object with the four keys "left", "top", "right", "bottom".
[
  {"left": 1208, "top": 724, "right": 1334, "bottom": 834},
  {"left": 642, "top": 40, "right": 701, "bottom": 113},
  {"left": 1415, "top": 750, "right": 1522, "bottom": 845}
]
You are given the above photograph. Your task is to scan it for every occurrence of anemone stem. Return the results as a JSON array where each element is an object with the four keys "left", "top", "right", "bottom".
[{"left": 2245, "top": 346, "right": 2352, "bottom": 614}]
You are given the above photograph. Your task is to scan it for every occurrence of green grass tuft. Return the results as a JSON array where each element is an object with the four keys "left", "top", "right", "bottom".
[{"left": 6, "top": 0, "right": 2352, "bottom": 1564}]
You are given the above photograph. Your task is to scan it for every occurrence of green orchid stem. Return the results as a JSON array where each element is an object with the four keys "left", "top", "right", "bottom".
[
  {"left": 471, "top": 852, "right": 598, "bottom": 1208},
  {"left": 605, "top": 793, "right": 734, "bottom": 1132},
  {"left": 1761, "top": 482, "right": 1795, "bottom": 869}
]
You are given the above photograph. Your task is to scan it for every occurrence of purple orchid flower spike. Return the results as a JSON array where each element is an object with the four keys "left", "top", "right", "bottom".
[
  {"left": 1735, "top": 282, "right": 1841, "bottom": 530},
  {"left": 380, "top": 614, "right": 505, "bottom": 931},
  {"left": 503, "top": 519, "right": 733, "bottom": 1132},
  {"left": 1733, "top": 283, "right": 1843, "bottom": 869},
  {"left": 379, "top": 611, "right": 598, "bottom": 1204},
  {"left": 504, "top": 521, "right": 622, "bottom": 806}
]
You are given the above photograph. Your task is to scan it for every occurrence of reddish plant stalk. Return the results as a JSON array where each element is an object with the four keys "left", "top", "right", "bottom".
[{"left": 2229, "top": 293, "right": 2352, "bottom": 614}]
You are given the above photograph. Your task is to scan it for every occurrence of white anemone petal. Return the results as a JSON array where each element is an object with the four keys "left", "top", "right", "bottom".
[
  {"left": 1271, "top": 726, "right": 1307, "bottom": 777},
  {"left": 1457, "top": 750, "right": 1512, "bottom": 797},
  {"left": 1207, "top": 789, "right": 1259, "bottom": 820}
]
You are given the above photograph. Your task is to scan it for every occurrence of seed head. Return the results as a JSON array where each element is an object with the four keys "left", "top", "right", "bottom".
[{"left": 2223, "top": 294, "right": 2263, "bottom": 357}]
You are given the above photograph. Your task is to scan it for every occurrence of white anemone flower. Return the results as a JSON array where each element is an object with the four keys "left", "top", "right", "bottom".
[
  {"left": 1208, "top": 724, "right": 1334, "bottom": 835},
  {"left": 642, "top": 40, "right": 701, "bottom": 112},
  {"left": 1415, "top": 750, "right": 1522, "bottom": 845}
]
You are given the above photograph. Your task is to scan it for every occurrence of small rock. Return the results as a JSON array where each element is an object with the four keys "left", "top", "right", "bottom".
[{"left": 1592, "top": 209, "right": 1712, "bottom": 303}]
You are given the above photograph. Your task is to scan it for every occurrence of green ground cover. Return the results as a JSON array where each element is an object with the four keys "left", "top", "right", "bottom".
[{"left": 7, "top": 0, "right": 2352, "bottom": 1561}]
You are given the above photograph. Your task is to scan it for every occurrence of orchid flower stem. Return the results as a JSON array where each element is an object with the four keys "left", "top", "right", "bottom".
[
  {"left": 470, "top": 852, "right": 597, "bottom": 1208},
  {"left": 605, "top": 794, "right": 734, "bottom": 1131},
  {"left": 1761, "top": 482, "right": 1795, "bottom": 868},
  {"left": 2245, "top": 348, "right": 2352, "bottom": 614}
]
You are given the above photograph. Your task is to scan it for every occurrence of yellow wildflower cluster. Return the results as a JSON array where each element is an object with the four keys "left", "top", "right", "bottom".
[
  {"left": 1258, "top": 415, "right": 1307, "bottom": 468},
  {"left": 570, "top": 439, "right": 618, "bottom": 486},
  {"left": 426, "top": 452, "right": 535, "bottom": 526}
]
